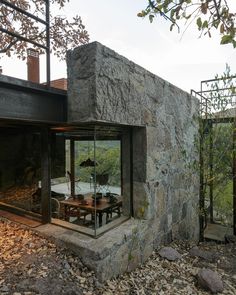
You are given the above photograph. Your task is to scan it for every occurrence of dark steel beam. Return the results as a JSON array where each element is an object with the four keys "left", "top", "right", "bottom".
[
  {"left": 0, "top": 0, "right": 48, "bottom": 25},
  {"left": 0, "top": 75, "right": 67, "bottom": 123},
  {"left": 200, "top": 88, "right": 236, "bottom": 94},
  {"left": 201, "top": 75, "right": 236, "bottom": 84},
  {"left": 0, "top": 27, "right": 47, "bottom": 50},
  {"left": 204, "top": 117, "right": 234, "bottom": 124},
  {"left": 0, "top": 0, "right": 51, "bottom": 85},
  {"left": 191, "top": 89, "right": 206, "bottom": 97}
]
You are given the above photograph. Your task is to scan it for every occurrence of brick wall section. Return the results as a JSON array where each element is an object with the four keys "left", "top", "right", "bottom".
[
  {"left": 27, "top": 49, "right": 40, "bottom": 83},
  {"left": 50, "top": 78, "right": 67, "bottom": 90}
]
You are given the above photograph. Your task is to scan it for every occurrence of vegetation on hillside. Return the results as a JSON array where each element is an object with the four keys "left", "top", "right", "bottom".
[
  {"left": 74, "top": 141, "right": 121, "bottom": 187},
  {"left": 204, "top": 123, "right": 233, "bottom": 225}
]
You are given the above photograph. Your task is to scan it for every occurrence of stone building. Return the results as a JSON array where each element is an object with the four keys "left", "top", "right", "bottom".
[{"left": 0, "top": 42, "right": 199, "bottom": 281}]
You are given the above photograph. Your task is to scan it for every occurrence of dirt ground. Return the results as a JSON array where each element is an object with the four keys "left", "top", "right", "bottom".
[{"left": 0, "top": 218, "right": 236, "bottom": 295}]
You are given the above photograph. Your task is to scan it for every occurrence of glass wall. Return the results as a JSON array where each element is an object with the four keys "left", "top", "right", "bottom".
[
  {"left": 51, "top": 125, "right": 131, "bottom": 237},
  {"left": 0, "top": 126, "right": 42, "bottom": 216}
]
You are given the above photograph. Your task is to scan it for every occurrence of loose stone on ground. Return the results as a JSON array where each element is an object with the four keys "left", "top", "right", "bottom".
[
  {"left": 1, "top": 218, "right": 236, "bottom": 294},
  {"left": 189, "top": 246, "right": 218, "bottom": 262},
  {"left": 158, "top": 246, "right": 182, "bottom": 261},
  {"left": 197, "top": 268, "right": 224, "bottom": 293}
]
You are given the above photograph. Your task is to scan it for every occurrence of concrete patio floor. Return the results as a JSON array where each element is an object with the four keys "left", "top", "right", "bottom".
[{"left": 51, "top": 181, "right": 121, "bottom": 196}]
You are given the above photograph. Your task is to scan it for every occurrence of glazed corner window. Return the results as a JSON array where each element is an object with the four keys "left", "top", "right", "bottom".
[{"left": 50, "top": 126, "right": 131, "bottom": 237}]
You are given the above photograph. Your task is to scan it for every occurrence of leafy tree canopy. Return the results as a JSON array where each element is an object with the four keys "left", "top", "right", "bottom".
[
  {"left": 138, "top": 0, "right": 236, "bottom": 47},
  {"left": 0, "top": 0, "right": 89, "bottom": 60}
]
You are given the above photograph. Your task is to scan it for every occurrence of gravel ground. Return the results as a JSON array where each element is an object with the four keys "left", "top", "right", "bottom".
[{"left": 0, "top": 218, "right": 236, "bottom": 295}]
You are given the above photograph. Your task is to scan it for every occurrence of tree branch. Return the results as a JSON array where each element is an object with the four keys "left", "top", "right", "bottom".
[
  {"left": 147, "top": 0, "right": 180, "bottom": 30},
  {"left": 0, "top": 37, "right": 18, "bottom": 54},
  {"left": 213, "top": 0, "right": 221, "bottom": 20}
]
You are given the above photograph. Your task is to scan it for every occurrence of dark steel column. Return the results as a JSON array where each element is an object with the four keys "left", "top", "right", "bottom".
[
  {"left": 130, "top": 128, "right": 134, "bottom": 217},
  {"left": 120, "top": 136, "right": 123, "bottom": 196},
  {"left": 233, "top": 119, "right": 236, "bottom": 235},
  {"left": 45, "top": 0, "right": 51, "bottom": 86},
  {"left": 209, "top": 121, "right": 214, "bottom": 223},
  {"left": 199, "top": 81, "right": 205, "bottom": 241},
  {"left": 94, "top": 127, "right": 97, "bottom": 236},
  {"left": 199, "top": 118, "right": 205, "bottom": 241},
  {"left": 41, "top": 127, "right": 51, "bottom": 223},
  {"left": 70, "top": 139, "right": 75, "bottom": 198}
]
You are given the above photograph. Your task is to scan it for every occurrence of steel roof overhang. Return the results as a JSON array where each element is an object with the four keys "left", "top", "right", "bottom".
[{"left": 0, "top": 75, "right": 67, "bottom": 124}]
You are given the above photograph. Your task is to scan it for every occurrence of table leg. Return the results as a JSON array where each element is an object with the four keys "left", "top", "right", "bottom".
[
  {"left": 98, "top": 212, "right": 103, "bottom": 226},
  {"left": 118, "top": 205, "right": 121, "bottom": 217},
  {"left": 64, "top": 205, "right": 70, "bottom": 221}
]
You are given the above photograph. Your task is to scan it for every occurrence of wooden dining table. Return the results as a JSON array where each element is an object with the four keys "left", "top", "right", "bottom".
[{"left": 60, "top": 195, "right": 122, "bottom": 226}]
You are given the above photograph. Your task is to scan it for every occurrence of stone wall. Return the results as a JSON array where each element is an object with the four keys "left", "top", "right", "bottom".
[{"left": 67, "top": 41, "right": 199, "bottom": 280}]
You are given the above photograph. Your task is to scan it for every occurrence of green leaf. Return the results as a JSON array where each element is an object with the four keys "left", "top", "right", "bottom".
[
  {"left": 197, "top": 17, "right": 202, "bottom": 30},
  {"left": 202, "top": 20, "right": 208, "bottom": 29},
  {"left": 137, "top": 10, "right": 147, "bottom": 17},
  {"left": 220, "top": 35, "right": 233, "bottom": 45},
  {"left": 213, "top": 19, "right": 220, "bottom": 29},
  {"left": 231, "top": 86, "right": 236, "bottom": 94},
  {"left": 170, "top": 8, "right": 175, "bottom": 19}
]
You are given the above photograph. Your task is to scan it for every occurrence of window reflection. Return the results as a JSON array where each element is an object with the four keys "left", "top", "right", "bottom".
[{"left": 51, "top": 126, "right": 130, "bottom": 236}]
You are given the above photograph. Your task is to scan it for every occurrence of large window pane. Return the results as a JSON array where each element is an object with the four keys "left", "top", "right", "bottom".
[
  {"left": 0, "top": 127, "right": 42, "bottom": 215},
  {"left": 50, "top": 125, "right": 131, "bottom": 237}
]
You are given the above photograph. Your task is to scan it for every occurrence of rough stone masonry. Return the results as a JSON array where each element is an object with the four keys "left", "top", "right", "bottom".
[{"left": 66, "top": 41, "right": 199, "bottom": 281}]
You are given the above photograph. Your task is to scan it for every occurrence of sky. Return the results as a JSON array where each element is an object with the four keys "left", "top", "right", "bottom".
[{"left": 1, "top": 0, "right": 236, "bottom": 93}]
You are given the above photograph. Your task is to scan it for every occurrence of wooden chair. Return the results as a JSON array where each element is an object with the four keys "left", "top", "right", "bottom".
[
  {"left": 106, "top": 203, "right": 122, "bottom": 223},
  {"left": 63, "top": 203, "right": 90, "bottom": 224},
  {"left": 51, "top": 197, "right": 61, "bottom": 218},
  {"left": 91, "top": 173, "right": 109, "bottom": 193}
]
